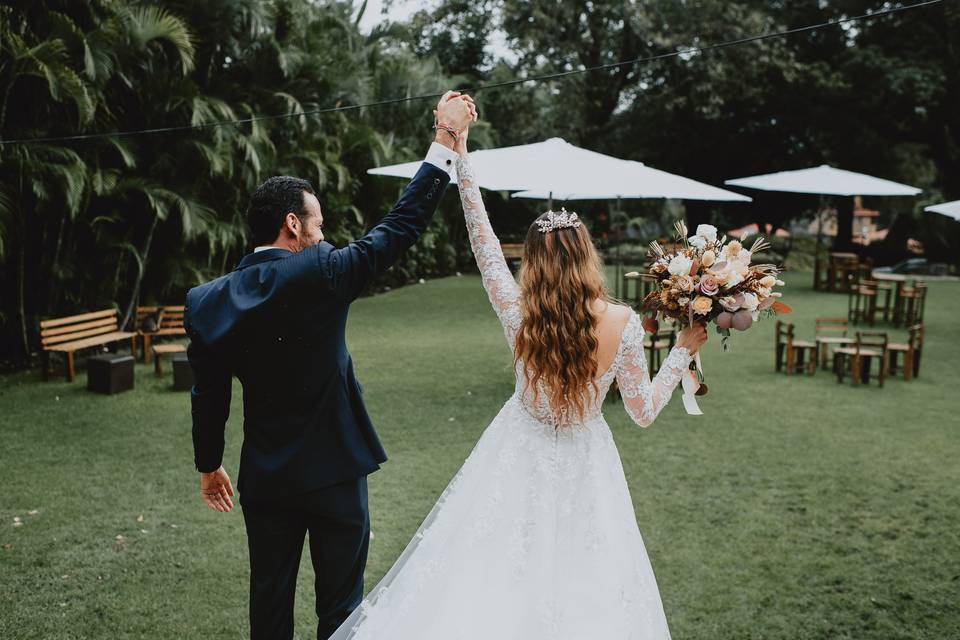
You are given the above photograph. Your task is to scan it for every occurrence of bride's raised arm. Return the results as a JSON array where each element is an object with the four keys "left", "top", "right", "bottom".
[
  {"left": 615, "top": 317, "right": 693, "bottom": 428},
  {"left": 455, "top": 152, "right": 522, "bottom": 344}
]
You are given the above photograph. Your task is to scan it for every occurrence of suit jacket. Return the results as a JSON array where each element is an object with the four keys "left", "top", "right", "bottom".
[{"left": 185, "top": 162, "right": 450, "bottom": 500}]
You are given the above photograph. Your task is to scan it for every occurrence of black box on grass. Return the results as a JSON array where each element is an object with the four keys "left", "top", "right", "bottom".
[
  {"left": 172, "top": 353, "right": 194, "bottom": 391},
  {"left": 87, "top": 354, "right": 134, "bottom": 395}
]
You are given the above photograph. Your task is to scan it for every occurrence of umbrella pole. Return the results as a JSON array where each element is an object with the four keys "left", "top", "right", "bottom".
[
  {"left": 814, "top": 196, "right": 825, "bottom": 290},
  {"left": 615, "top": 196, "right": 623, "bottom": 298}
]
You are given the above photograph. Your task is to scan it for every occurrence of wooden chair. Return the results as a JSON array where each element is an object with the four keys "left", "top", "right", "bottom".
[
  {"left": 827, "top": 253, "right": 860, "bottom": 292},
  {"left": 892, "top": 281, "right": 909, "bottom": 327},
  {"left": 814, "top": 317, "right": 855, "bottom": 370},
  {"left": 622, "top": 273, "right": 641, "bottom": 309},
  {"left": 848, "top": 278, "right": 879, "bottom": 325},
  {"left": 40, "top": 309, "right": 136, "bottom": 382},
  {"left": 892, "top": 280, "right": 927, "bottom": 327},
  {"left": 622, "top": 273, "right": 656, "bottom": 310},
  {"left": 775, "top": 321, "right": 816, "bottom": 375},
  {"left": 136, "top": 305, "right": 186, "bottom": 362},
  {"left": 834, "top": 331, "right": 889, "bottom": 387},
  {"left": 888, "top": 324, "right": 924, "bottom": 381},
  {"left": 152, "top": 343, "right": 187, "bottom": 376},
  {"left": 873, "top": 280, "right": 895, "bottom": 323},
  {"left": 898, "top": 282, "right": 927, "bottom": 327},
  {"left": 643, "top": 327, "right": 677, "bottom": 374}
]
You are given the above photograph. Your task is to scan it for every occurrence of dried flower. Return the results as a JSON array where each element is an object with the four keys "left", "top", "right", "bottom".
[{"left": 719, "top": 295, "right": 741, "bottom": 312}]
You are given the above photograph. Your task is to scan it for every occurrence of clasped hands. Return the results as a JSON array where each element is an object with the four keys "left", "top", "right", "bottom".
[{"left": 433, "top": 90, "right": 477, "bottom": 154}]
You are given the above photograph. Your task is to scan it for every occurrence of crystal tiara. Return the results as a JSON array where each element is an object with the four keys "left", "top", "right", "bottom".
[{"left": 536, "top": 207, "right": 582, "bottom": 233}]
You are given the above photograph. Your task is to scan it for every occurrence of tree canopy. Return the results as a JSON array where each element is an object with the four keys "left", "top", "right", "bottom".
[{"left": 1, "top": 0, "right": 956, "bottom": 364}]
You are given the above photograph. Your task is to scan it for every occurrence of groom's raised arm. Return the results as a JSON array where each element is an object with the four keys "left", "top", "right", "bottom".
[
  {"left": 326, "top": 90, "right": 474, "bottom": 301},
  {"left": 327, "top": 142, "right": 458, "bottom": 302}
]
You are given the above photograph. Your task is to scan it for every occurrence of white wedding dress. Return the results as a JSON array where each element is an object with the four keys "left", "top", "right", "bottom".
[{"left": 330, "top": 154, "right": 693, "bottom": 640}]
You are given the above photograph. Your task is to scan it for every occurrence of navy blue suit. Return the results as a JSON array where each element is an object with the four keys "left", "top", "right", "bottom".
[{"left": 185, "top": 160, "right": 451, "bottom": 639}]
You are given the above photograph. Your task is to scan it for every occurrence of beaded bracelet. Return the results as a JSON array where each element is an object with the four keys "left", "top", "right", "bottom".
[{"left": 433, "top": 121, "right": 460, "bottom": 143}]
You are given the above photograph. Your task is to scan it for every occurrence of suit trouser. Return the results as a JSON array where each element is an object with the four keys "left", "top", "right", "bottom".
[{"left": 241, "top": 476, "right": 370, "bottom": 640}]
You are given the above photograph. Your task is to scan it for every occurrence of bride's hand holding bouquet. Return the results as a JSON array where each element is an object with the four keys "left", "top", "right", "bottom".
[{"left": 635, "top": 221, "right": 792, "bottom": 414}]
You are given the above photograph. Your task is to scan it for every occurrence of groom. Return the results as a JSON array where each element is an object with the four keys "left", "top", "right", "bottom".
[{"left": 184, "top": 91, "right": 475, "bottom": 639}]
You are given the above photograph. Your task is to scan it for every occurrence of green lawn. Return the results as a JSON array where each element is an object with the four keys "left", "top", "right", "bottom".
[{"left": 1, "top": 272, "right": 958, "bottom": 639}]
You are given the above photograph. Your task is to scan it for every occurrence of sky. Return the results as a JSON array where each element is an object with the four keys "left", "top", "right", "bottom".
[
  {"left": 355, "top": 0, "right": 515, "bottom": 62},
  {"left": 356, "top": 0, "right": 434, "bottom": 33}
]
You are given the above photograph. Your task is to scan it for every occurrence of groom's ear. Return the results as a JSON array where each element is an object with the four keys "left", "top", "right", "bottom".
[{"left": 282, "top": 211, "right": 301, "bottom": 237}]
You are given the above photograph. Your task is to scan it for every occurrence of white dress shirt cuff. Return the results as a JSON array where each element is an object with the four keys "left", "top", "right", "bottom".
[{"left": 423, "top": 142, "right": 459, "bottom": 178}]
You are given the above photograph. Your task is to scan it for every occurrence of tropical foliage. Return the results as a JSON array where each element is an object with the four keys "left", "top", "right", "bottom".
[{"left": 1, "top": 0, "right": 957, "bottom": 364}]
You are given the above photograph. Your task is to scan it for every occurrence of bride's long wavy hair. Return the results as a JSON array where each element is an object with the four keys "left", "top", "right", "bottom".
[{"left": 514, "top": 211, "right": 610, "bottom": 426}]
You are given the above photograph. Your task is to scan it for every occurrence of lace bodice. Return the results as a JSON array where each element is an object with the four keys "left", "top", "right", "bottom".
[{"left": 455, "top": 154, "right": 692, "bottom": 428}]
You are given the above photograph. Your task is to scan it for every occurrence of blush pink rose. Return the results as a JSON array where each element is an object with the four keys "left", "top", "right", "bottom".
[{"left": 698, "top": 274, "right": 720, "bottom": 297}]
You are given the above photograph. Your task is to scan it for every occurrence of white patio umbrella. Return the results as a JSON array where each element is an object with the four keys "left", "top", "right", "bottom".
[
  {"left": 510, "top": 159, "right": 751, "bottom": 202},
  {"left": 925, "top": 200, "right": 960, "bottom": 222},
  {"left": 369, "top": 137, "right": 603, "bottom": 191},
  {"left": 725, "top": 165, "right": 921, "bottom": 291},
  {"left": 370, "top": 137, "right": 751, "bottom": 296},
  {"left": 723, "top": 165, "right": 921, "bottom": 196},
  {"left": 369, "top": 137, "right": 751, "bottom": 202}
]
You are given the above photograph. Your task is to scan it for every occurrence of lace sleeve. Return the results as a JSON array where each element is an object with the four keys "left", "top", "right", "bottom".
[
  {"left": 615, "top": 315, "right": 692, "bottom": 428},
  {"left": 456, "top": 153, "right": 522, "bottom": 345}
]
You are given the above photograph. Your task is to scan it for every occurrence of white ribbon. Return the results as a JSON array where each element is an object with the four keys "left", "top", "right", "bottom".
[{"left": 680, "top": 352, "right": 704, "bottom": 415}]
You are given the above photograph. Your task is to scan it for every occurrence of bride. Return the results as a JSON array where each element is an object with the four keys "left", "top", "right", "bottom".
[{"left": 330, "top": 122, "right": 708, "bottom": 639}]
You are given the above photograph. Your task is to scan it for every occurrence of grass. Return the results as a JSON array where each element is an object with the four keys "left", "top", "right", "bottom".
[{"left": 1, "top": 271, "right": 958, "bottom": 639}]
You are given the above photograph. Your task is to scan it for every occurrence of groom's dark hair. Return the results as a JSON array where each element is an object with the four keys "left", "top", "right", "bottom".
[{"left": 247, "top": 176, "right": 317, "bottom": 245}]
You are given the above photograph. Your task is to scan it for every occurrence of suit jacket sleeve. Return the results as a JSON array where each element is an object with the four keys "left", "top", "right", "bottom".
[
  {"left": 328, "top": 161, "right": 451, "bottom": 301},
  {"left": 186, "top": 315, "right": 232, "bottom": 473}
]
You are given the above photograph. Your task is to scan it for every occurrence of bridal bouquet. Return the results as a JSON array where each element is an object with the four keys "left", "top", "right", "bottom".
[
  {"left": 638, "top": 221, "right": 790, "bottom": 343},
  {"left": 631, "top": 221, "right": 791, "bottom": 415}
]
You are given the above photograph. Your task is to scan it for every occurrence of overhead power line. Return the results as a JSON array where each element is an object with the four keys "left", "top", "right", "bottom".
[{"left": 0, "top": 0, "right": 942, "bottom": 146}]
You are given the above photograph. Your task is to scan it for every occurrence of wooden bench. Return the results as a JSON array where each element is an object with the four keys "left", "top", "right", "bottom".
[
  {"left": 40, "top": 309, "right": 136, "bottom": 382},
  {"left": 500, "top": 243, "right": 524, "bottom": 272},
  {"left": 152, "top": 343, "right": 187, "bottom": 376},
  {"left": 501, "top": 243, "right": 524, "bottom": 260},
  {"left": 136, "top": 305, "right": 186, "bottom": 362}
]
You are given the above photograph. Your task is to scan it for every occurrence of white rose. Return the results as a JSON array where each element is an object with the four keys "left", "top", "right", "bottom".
[
  {"left": 741, "top": 292, "right": 759, "bottom": 311},
  {"left": 696, "top": 224, "right": 718, "bottom": 243},
  {"left": 667, "top": 254, "right": 693, "bottom": 276},
  {"left": 725, "top": 268, "right": 744, "bottom": 288},
  {"left": 688, "top": 235, "right": 706, "bottom": 250}
]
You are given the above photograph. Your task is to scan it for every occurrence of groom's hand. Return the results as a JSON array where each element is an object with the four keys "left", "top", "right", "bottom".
[
  {"left": 434, "top": 90, "right": 476, "bottom": 149},
  {"left": 200, "top": 466, "right": 235, "bottom": 513}
]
